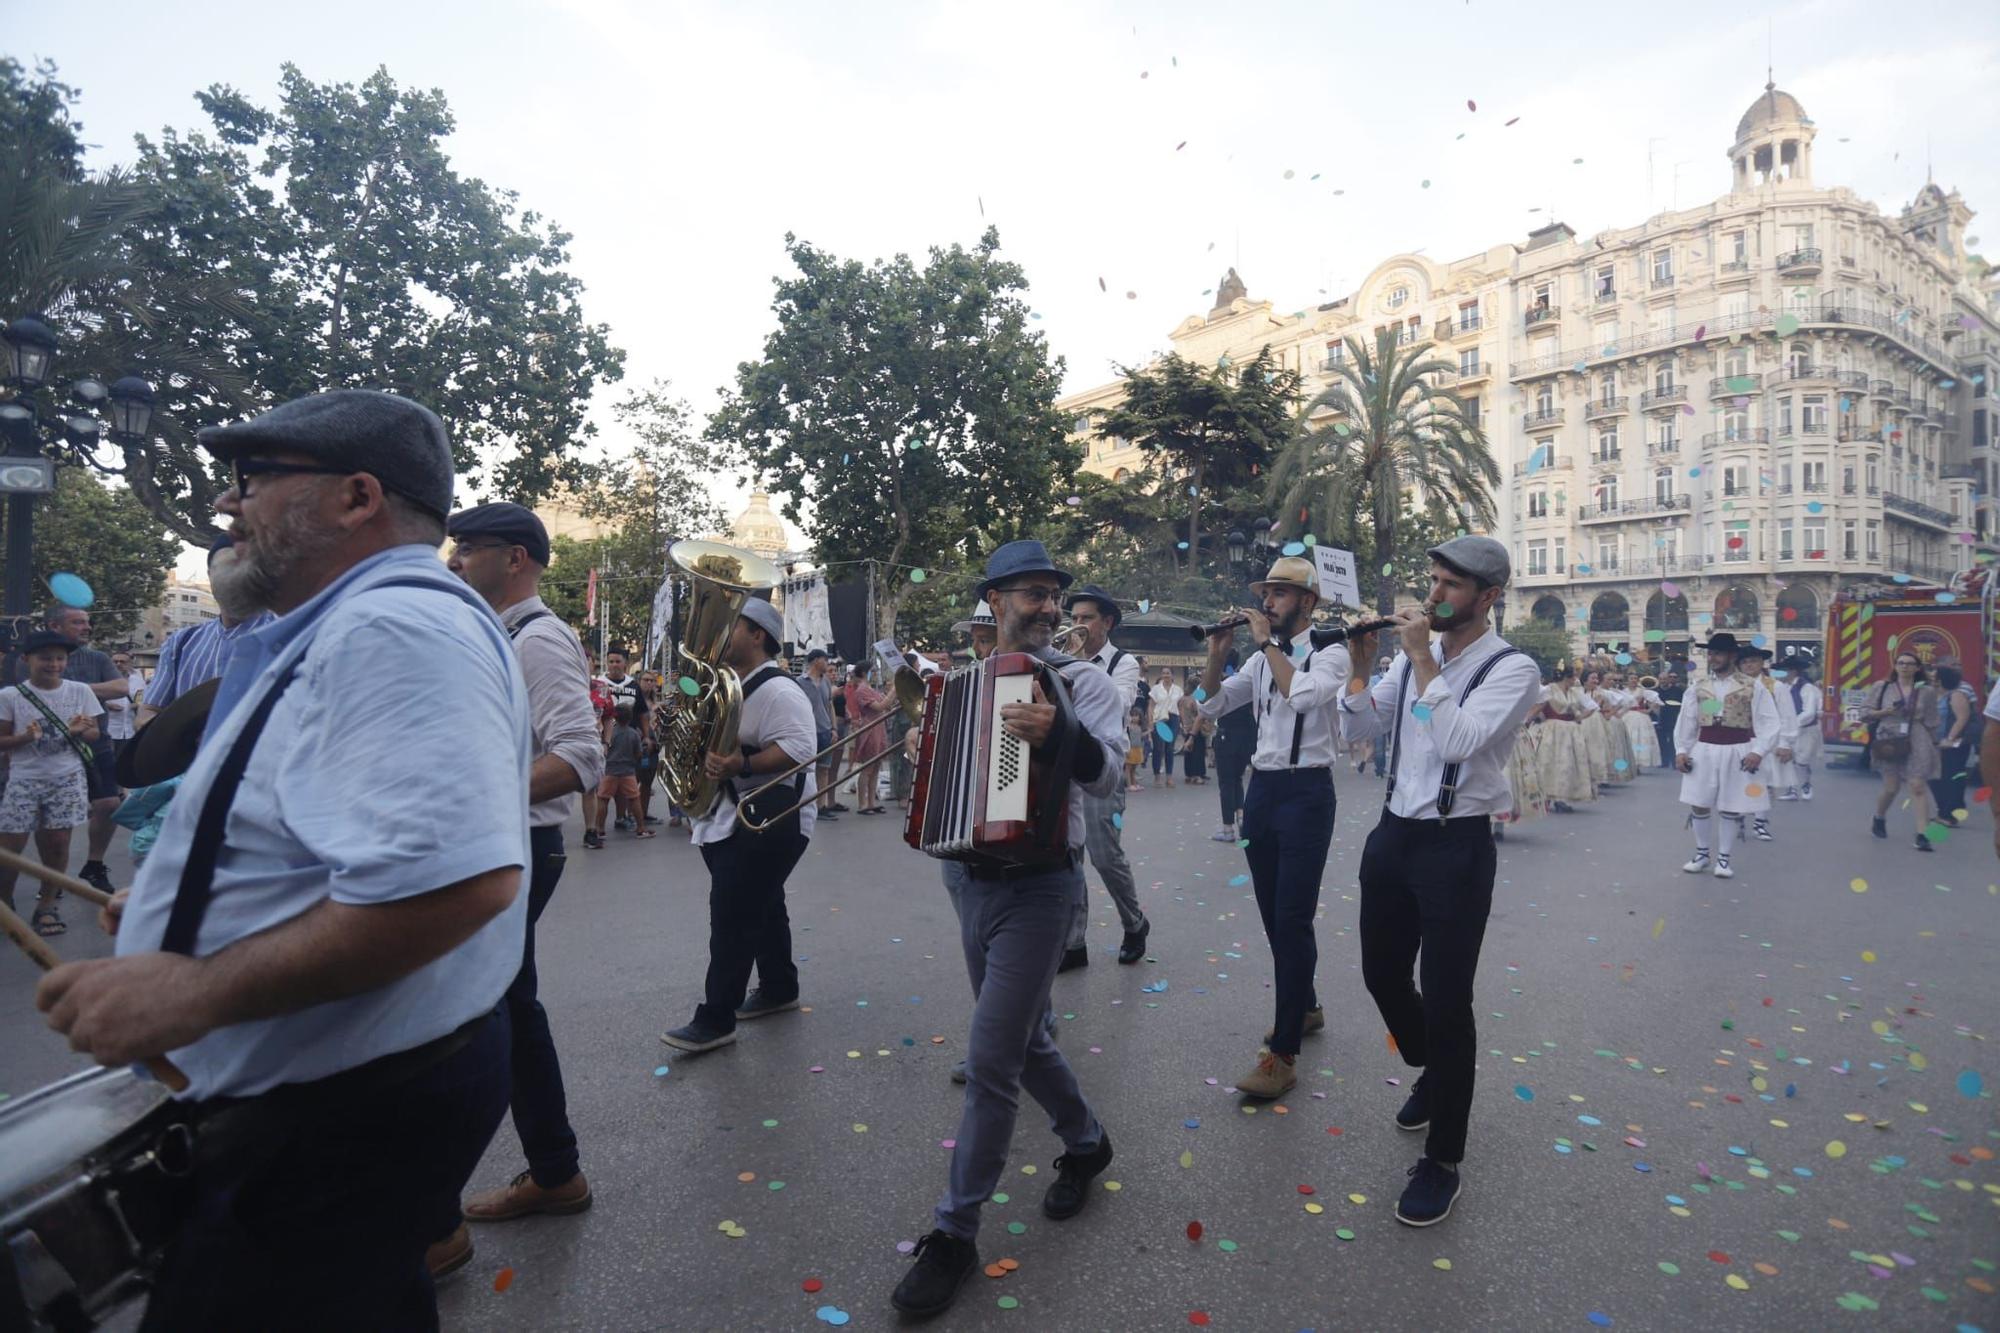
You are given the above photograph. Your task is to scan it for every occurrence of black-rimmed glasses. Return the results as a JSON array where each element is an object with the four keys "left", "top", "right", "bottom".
[{"left": 231, "top": 457, "right": 355, "bottom": 498}]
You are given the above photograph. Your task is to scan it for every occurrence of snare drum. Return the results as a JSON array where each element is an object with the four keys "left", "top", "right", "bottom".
[{"left": 1, "top": 1067, "right": 189, "bottom": 1331}]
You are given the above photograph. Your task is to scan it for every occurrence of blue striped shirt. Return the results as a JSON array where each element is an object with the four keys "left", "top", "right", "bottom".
[{"left": 145, "top": 612, "right": 275, "bottom": 711}]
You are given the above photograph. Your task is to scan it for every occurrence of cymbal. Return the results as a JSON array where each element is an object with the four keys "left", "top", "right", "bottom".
[{"left": 117, "top": 678, "right": 218, "bottom": 787}]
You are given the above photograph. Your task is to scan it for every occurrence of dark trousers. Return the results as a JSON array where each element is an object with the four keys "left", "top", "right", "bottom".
[
  {"left": 1151, "top": 721, "right": 1177, "bottom": 775},
  {"left": 694, "top": 826, "right": 809, "bottom": 1031},
  {"left": 1216, "top": 742, "right": 1251, "bottom": 826},
  {"left": 507, "top": 825, "right": 580, "bottom": 1187},
  {"left": 1358, "top": 811, "right": 1497, "bottom": 1164},
  {"left": 140, "top": 1010, "right": 511, "bottom": 1333},
  {"left": 1240, "top": 768, "right": 1335, "bottom": 1056},
  {"left": 1184, "top": 731, "right": 1208, "bottom": 779},
  {"left": 1654, "top": 720, "right": 1676, "bottom": 768},
  {"left": 1931, "top": 742, "right": 1973, "bottom": 818}
]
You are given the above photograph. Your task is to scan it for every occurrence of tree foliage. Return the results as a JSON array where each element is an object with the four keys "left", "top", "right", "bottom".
[
  {"left": 1, "top": 467, "right": 180, "bottom": 645},
  {"left": 1094, "top": 348, "right": 1300, "bottom": 566},
  {"left": 1499, "top": 615, "right": 1571, "bottom": 677},
  {"left": 4, "top": 60, "right": 624, "bottom": 543},
  {"left": 710, "top": 229, "right": 1076, "bottom": 634},
  {"left": 1267, "top": 331, "right": 1499, "bottom": 612}
]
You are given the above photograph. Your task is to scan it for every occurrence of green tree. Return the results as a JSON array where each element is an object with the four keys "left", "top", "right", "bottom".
[
  {"left": 709, "top": 228, "right": 1076, "bottom": 636},
  {"left": 1, "top": 58, "right": 254, "bottom": 530},
  {"left": 1267, "top": 330, "right": 1498, "bottom": 613},
  {"left": 2, "top": 467, "right": 180, "bottom": 645},
  {"left": 104, "top": 62, "right": 624, "bottom": 540},
  {"left": 1499, "top": 616, "right": 1571, "bottom": 677},
  {"left": 1094, "top": 348, "right": 1300, "bottom": 571}
]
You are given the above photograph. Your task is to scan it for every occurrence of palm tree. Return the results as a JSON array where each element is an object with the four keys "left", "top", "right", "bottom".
[{"left": 1266, "top": 329, "right": 1499, "bottom": 613}]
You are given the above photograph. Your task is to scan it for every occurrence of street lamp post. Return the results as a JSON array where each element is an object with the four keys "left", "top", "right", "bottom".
[{"left": 0, "top": 314, "right": 155, "bottom": 628}]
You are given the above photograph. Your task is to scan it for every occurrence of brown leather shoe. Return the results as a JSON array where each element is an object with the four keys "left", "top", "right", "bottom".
[
  {"left": 464, "top": 1169, "right": 593, "bottom": 1222},
  {"left": 1236, "top": 1051, "right": 1297, "bottom": 1099},
  {"left": 426, "top": 1223, "right": 473, "bottom": 1279}
]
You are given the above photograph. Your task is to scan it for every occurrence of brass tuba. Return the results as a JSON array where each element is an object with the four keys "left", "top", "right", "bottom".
[{"left": 656, "top": 538, "right": 781, "bottom": 818}]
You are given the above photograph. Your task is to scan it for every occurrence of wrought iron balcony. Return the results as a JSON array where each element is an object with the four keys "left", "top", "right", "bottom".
[
  {"left": 1702, "top": 429, "right": 1771, "bottom": 445},
  {"left": 1640, "top": 385, "right": 1689, "bottom": 410},
  {"left": 1524, "top": 305, "right": 1561, "bottom": 329},
  {"left": 1709, "top": 373, "right": 1763, "bottom": 397},
  {"left": 1782, "top": 364, "right": 1836, "bottom": 384},
  {"left": 1871, "top": 379, "right": 1895, "bottom": 400},
  {"left": 1777, "top": 247, "right": 1823, "bottom": 276},
  {"left": 1522, "top": 407, "right": 1566, "bottom": 430},
  {"left": 1881, "top": 491, "right": 1953, "bottom": 528},
  {"left": 1651, "top": 273, "right": 1676, "bottom": 290},
  {"left": 1718, "top": 258, "right": 1752, "bottom": 276},
  {"left": 1648, "top": 438, "right": 1682, "bottom": 456},
  {"left": 1594, "top": 289, "right": 1619, "bottom": 306},
  {"left": 1585, "top": 396, "right": 1629, "bottom": 420},
  {"left": 1511, "top": 456, "right": 1574, "bottom": 477},
  {"left": 1577, "top": 494, "right": 1691, "bottom": 523}
]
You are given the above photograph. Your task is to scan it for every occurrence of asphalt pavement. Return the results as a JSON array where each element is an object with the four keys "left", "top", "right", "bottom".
[{"left": 2, "top": 757, "right": 1995, "bottom": 1333}]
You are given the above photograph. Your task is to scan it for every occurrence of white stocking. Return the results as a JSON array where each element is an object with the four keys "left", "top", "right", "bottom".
[
  {"left": 1689, "top": 813, "right": 1712, "bottom": 856},
  {"left": 1717, "top": 815, "right": 1739, "bottom": 858}
]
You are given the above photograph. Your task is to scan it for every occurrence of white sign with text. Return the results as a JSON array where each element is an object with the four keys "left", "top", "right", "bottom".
[{"left": 1311, "top": 545, "right": 1362, "bottom": 609}]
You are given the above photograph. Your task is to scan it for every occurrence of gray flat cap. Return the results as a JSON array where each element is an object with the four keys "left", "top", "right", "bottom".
[
  {"left": 739, "top": 596, "right": 784, "bottom": 646},
  {"left": 199, "top": 389, "right": 454, "bottom": 518},
  {"left": 1426, "top": 534, "right": 1511, "bottom": 587}
]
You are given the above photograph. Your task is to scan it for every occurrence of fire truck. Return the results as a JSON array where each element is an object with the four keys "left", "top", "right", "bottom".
[{"left": 1821, "top": 567, "right": 1997, "bottom": 748}]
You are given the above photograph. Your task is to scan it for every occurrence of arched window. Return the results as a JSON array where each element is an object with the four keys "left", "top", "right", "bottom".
[
  {"left": 1112, "top": 468, "right": 1130, "bottom": 482},
  {"left": 1645, "top": 590, "right": 1690, "bottom": 631},
  {"left": 1532, "top": 595, "right": 1567, "bottom": 627},
  {"left": 1589, "top": 591, "right": 1630, "bottom": 633},
  {"left": 1714, "top": 583, "right": 1760, "bottom": 631},
  {"left": 1776, "top": 582, "right": 1820, "bottom": 629},
  {"left": 1788, "top": 341, "right": 1811, "bottom": 376}
]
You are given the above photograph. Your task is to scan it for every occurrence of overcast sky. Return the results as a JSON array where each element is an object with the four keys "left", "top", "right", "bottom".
[{"left": 12, "top": 0, "right": 1997, "bottom": 568}]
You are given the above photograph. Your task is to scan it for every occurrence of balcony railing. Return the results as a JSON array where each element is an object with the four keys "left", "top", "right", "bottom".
[
  {"left": 1512, "top": 456, "right": 1574, "bottom": 477},
  {"left": 1710, "top": 372, "right": 1763, "bottom": 397},
  {"left": 1776, "top": 247, "right": 1824, "bottom": 275},
  {"left": 1782, "top": 364, "right": 1836, "bottom": 384},
  {"left": 1651, "top": 273, "right": 1676, "bottom": 289},
  {"left": 1585, "top": 396, "right": 1629, "bottom": 420},
  {"left": 1592, "top": 449, "right": 1623, "bottom": 465},
  {"left": 1524, "top": 305, "right": 1561, "bottom": 329},
  {"left": 1882, "top": 491, "right": 1953, "bottom": 528},
  {"left": 1522, "top": 407, "right": 1565, "bottom": 430},
  {"left": 1649, "top": 439, "right": 1682, "bottom": 457},
  {"left": 1577, "top": 494, "right": 1692, "bottom": 522},
  {"left": 1702, "top": 428, "right": 1771, "bottom": 445},
  {"left": 1594, "top": 289, "right": 1618, "bottom": 306},
  {"left": 1838, "top": 370, "right": 1871, "bottom": 390},
  {"left": 1719, "top": 258, "right": 1751, "bottom": 275},
  {"left": 1640, "top": 385, "right": 1688, "bottom": 409},
  {"left": 1871, "top": 379, "right": 1895, "bottom": 399}
]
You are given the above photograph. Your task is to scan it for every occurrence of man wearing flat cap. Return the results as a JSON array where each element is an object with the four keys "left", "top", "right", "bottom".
[
  {"left": 1337, "top": 534, "right": 1543, "bottom": 1228},
  {"left": 436, "top": 501, "right": 605, "bottom": 1270},
  {"left": 36, "top": 390, "right": 535, "bottom": 1328},
  {"left": 1672, "top": 631, "right": 1780, "bottom": 878},
  {"left": 1063, "top": 583, "right": 1149, "bottom": 967},
  {"left": 1196, "top": 554, "right": 1351, "bottom": 1101},
  {"left": 893, "top": 540, "right": 1123, "bottom": 1318},
  {"left": 660, "top": 594, "right": 817, "bottom": 1054}
]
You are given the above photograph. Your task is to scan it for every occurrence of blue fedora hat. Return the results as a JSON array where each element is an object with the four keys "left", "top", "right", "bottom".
[{"left": 975, "top": 539, "right": 1073, "bottom": 600}]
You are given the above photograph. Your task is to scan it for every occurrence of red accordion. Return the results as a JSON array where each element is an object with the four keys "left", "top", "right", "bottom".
[{"left": 904, "top": 652, "right": 1077, "bottom": 868}]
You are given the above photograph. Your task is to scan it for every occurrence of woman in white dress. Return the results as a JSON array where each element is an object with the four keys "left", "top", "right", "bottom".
[
  {"left": 1579, "top": 670, "right": 1624, "bottom": 785},
  {"left": 1536, "top": 667, "right": 1598, "bottom": 808},
  {"left": 1780, "top": 662, "right": 1823, "bottom": 799},
  {"left": 1625, "top": 675, "right": 1663, "bottom": 769},
  {"left": 1598, "top": 671, "right": 1641, "bottom": 781}
]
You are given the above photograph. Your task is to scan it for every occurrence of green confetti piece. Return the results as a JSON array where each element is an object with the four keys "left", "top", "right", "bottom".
[
  {"left": 1217, "top": 1239, "right": 1238, "bottom": 1252},
  {"left": 997, "top": 1295, "right": 1019, "bottom": 1310},
  {"left": 1335, "top": 1228, "right": 1355, "bottom": 1241},
  {"left": 1006, "top": 1221, "right": 1026, "bottom": 1235},
  {"left": 1657, "top": 1261, "right": 1681, "bottom": 1275},
  {"left": 991, "top": 1192, "right": 1009, "bottom": 1204},
  {"left": 768, "top": 1180, "right": 786, "bottom": 1190},
  {"left": 910, "top": 568, "right": 927, "bottom": 583},
  {"left": 678, "top": 676, "right": 700, "bottom": 696}
]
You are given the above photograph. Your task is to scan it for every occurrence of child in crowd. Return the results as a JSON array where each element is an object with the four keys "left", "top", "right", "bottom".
[
  {"left": 1124, "top": 705, "right": 1146, "bottom": 793},
  {"left": 592, "top": 703, "right": 649, "bottom": 845}
]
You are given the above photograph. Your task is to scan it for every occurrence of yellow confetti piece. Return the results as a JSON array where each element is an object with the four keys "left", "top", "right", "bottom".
[
  {"left": 1179, "top": 1150, "right": 1194, "bottom": 1169},
  {"left": 1850, "top": 877, "right": 1868, "bottom": 893},
  {"left": 1669, "top": 1206, "right": 1692, "bottom": 1217},
  {"left": 1433, "top": 1258, "right": 1453, "bottom": 1271},
  {"left": 1769, "top": 1119, "right": 1789, "bottom": 1128},
  {"left": 1824, "top": 1141, "right": 1847, "bottom": 1158},
  {"left": 1751, "top": 1076, "right": 1768, "bottom": 1092},
  {"left": 717, "top": 1220, "right": 737, "bottom": 1231},
  {"left": 853, "top": 1123, "right": 869, "bottom": 1133},
  {"left": 1908, "top": 1052, "right": 1928, "bottom": 1071},
  {"left": 1021, "top": 1165, "right": 1037, "bottom": 1175},
  {"left": 1651, "top": 917, "right": 1666, "bottom": 940},
  {"left": 1844, "top": 1113, "right": 1867, "bottom": 1123},
  {"left": 1725, "top": 1274, "right": 1750, "bottom": 1290},
  {"left": 1102, "top": 1181, "right": 1122, "bottom": 1192},
  {"left": 1305, "top": 1202, "right": 1324, "bottom": 1214},
  {"left": 1870, "top": 1020, "right": 1891, "bottom": 1035},
  {"left": 1908, "top": 1102, "right": 1928, "bottom": 1113},
  {"left": 1860, "top": 950, "right": 1877, "bottom": 963},
  {"left": 1348, "top": 1193, "right": 1368, "bottom": 1205}
]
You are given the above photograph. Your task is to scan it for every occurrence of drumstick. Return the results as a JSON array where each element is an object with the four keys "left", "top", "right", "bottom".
[
  {"left": 0, "top": 845, "right": 113, "bottom": 907},
  {"left": 0, "top": 899, "right": 190, "bottom": 1093}
]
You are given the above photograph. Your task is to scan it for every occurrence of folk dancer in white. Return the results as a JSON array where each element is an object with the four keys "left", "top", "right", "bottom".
[{"left": 1673, "top": 633, "right": 1781, "bottom": 878}]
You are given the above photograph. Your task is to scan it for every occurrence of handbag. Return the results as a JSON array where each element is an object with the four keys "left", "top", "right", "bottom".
[
  {"left": 11, "top": 682, "right": 115, "bottom": 801},
  {"left": 1868, "top": 683, "right": 1912, "bottom": 765}
]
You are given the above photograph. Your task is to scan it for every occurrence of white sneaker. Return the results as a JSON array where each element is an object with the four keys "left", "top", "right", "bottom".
[
  {"left": 1682, "top": 853, "right": 1710, "bottom": 874},
  {"left": 1801, "top": 784, "right": 1813, "bottom": 801},
  {"left": 1211, "top": 825, "right": 1237, "bottom": 842},
  {"left": 1778, "top": 788, "right": 1799, "bottom": 802},
  {"left": 1753, "top": 821, "right": 1774, "bottom": 841},
  {"left": 1712, "top": 857, "right": 1734, "bottom": 879}
]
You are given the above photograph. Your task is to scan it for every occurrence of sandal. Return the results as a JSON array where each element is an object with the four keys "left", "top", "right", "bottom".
[
  {"left": 634, "top": 829, "right": 657, "bottom": 839},
  {"left": 32, "top": 904, "right": 65, "bottom": 937}
]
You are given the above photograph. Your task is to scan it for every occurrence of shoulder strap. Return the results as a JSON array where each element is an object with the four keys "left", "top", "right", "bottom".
[
  {"left": 506, "top": 609, "right": 551, "bottom": 641},
  {"left": 1434, "top": 648, "right": 1522, "bottom": 819},
  {"left": 1288, "top": 645, "right": 1316, "bottom": 766},
  {"left": 12, "top": 681, "right": 94, "bottom": 767},
  {"left": 1384, "top": 658, "right": 1414, "bottom": 804}
]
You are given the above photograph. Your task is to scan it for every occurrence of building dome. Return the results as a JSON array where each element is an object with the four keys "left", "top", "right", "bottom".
[
  {"left": 1736, "top": 83, "right": 1808, "bottom": 139},
  {"left": 729, "top": 490, "right": 789, "bottom": 559}
]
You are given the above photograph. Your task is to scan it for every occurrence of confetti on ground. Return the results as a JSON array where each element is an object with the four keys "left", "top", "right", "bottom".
[
  {"left": 802, "top": 1278, "right": 823, "bottom": 1293},
  {"left": 493, "top": 1266, "right": 515, "bottom": 1293}
]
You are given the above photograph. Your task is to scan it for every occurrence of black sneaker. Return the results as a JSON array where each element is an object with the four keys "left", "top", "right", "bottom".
[
  {"left": 1914, "top": 833, "right": 1934, "bottom": 853},
  {"left": 1395, "top": 1156, "right": 1463, "bottom": 1227},
  {"left": 1395, "top": 1073, "right": 1432, "bottom": 1132},
  {"left": 659, "top": 1018, "right": 737, "bottom": 1054},
  {"left": 1057, "top": 945, "right": 1089, "bottom": 973},
  {"left": 1871, "top": 816, "right": 1887, "bottom": 839},
  {"left": 735, "top": 989, "right": 800, "bottom": 1021},
  {"left": 828, "top": 802, "right": 852, "bottom": 813},
  {"left": 891, "top": 1228, "right": 978, "bottom": 1317},
  {"left": 950, "top": 1059, "right": 968, "bottom": 1085},
  {"left": 582, "top": 830, "right": 603, "bottom": 850},
  {"left": 1117, "top": 922, "right": 1150, "bottom": 965},
  {"left": 1041, "top": 1132, "right": 1113, "bottom": 1220},
  {"left": 77, "top": 862, "right": 116, "bottom": 894}
]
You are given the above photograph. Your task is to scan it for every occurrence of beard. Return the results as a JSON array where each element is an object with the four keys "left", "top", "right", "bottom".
[
  {"left": 218, "top": 485, "right": 341, "bottom": 615},
  {"left": 1007, "top": 608, "right": 1058, "bottom": 650}
]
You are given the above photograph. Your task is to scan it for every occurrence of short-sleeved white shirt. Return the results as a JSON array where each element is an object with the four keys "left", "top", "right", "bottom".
[{"left": 1, "top": 680, "right": 103, "bottom": 781}]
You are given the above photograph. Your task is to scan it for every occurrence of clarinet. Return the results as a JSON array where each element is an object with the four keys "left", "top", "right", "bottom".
[{"left": 1190, "top": 616, "right": 1399, "bottom": 646}]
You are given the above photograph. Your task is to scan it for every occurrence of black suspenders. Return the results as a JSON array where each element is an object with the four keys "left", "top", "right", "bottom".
[
  {"left": 1384, "top": 647, "right": 1523, "bottom": 822},
  {"left": 1260, "top": 645, "right": 1315, "bottom": 767}
]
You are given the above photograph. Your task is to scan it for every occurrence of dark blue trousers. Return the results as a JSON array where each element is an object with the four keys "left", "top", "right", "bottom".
[
  {"left": 694, "top": 826, "right": 808, "bottom": 1032},
  {"left": 1240, "top": 767, "right": 1335, "bottom": 1056},
  {"left": 508, "top": 825, "right": 581, "bottom": 1187}
]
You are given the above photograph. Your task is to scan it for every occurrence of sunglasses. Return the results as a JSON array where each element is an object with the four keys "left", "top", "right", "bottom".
[{"left": 232, "top": 457, "right": 355, "bottom": 498}]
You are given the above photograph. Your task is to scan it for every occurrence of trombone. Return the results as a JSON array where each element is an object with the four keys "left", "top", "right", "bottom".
[{"left": 734, "top": 665, "right": 929, "bottom": 832}]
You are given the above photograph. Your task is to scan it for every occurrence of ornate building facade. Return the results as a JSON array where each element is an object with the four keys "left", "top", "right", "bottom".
[{"left": 1060, "top": 82, "right": 2000, "bottom": 661}]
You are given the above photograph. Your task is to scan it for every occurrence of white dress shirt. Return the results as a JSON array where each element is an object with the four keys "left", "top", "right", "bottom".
[
  {"left": 1197, "top": 638, "right": 1352, "bottom": 770},
  {"left": 500, "top": 596, "right": 606, "bottom": 829},
  {"left": 1337, "top": 629, "right": 1544, "bottom": 820},
  {"left": 692, "top": 661, "right": 818, "bottom": 846},
  {"left": 1087, "top": 642, "right": 1144, "bottom": 711}
]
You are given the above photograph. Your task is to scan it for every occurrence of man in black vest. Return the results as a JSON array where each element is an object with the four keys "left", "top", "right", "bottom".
[{"left": 1337, "top": 536, "right": 1542, "bottom": 1228}]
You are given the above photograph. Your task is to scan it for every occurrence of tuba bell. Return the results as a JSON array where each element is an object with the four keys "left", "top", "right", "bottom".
[{"left": 656, "top": 538, "right": 781, "bottom": 818}]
